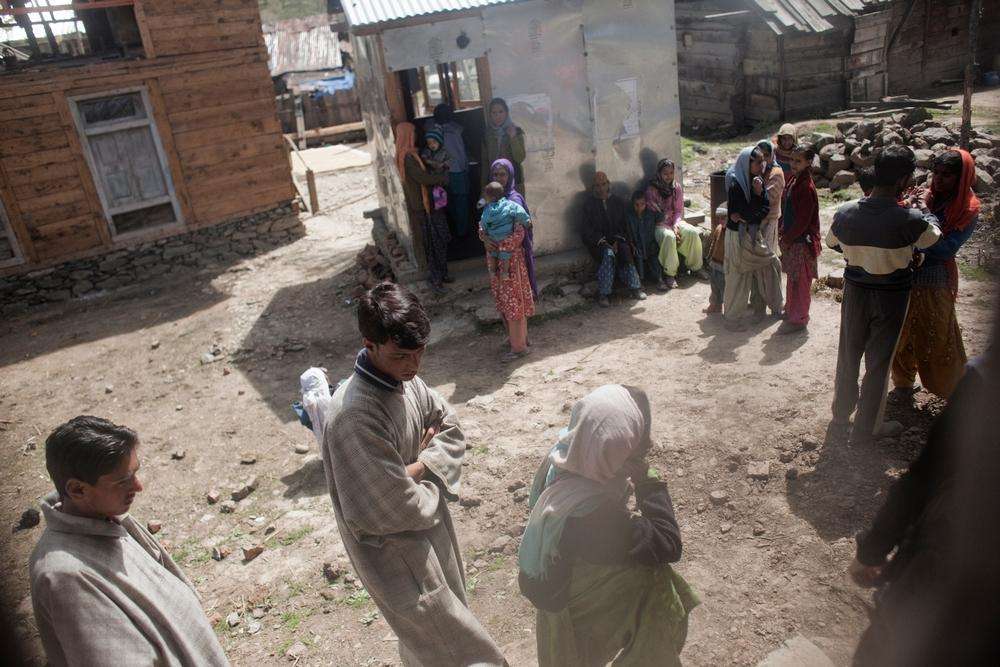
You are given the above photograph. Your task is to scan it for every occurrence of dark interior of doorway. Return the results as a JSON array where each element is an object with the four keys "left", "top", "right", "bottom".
[{"left": 397, "top": 64, "right": 486, "bottom": 263}]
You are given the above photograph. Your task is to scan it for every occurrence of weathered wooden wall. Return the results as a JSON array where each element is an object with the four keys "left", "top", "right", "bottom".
[
  {"left": 0, "top": 0, "right": 294, "bottom": 276},
  {"left": 275, "top": 87, "right": 362, "bottom": 135},
  {"left": 978, "top": 0, "right": 1000, "bottom": 72},
  {"left": 675, "top": 0, "right": 748, "bottom": 129},
  {"left": 781, "top": 19, "right": 851, "bottom": 119}
]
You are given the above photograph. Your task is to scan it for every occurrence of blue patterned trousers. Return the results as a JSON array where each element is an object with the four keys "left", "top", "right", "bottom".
[{"left": 597, "top": 246, "right": 641, "bottom": 296}]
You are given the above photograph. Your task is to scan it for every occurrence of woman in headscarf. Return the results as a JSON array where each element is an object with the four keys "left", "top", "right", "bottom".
[
  {"left": 491, "top": 158, "right": 538, "bottom": 299},
  {"left": 891, "top": 150, "right": 979, "bottom": 398},
  {"left": 723, "top": 147, "right": 783, "bottom": 330},
  {"left": 482, "top": 97, "right": 527, "bottom": 194},
  {"left": 395, "top": 122, "right": 452, "bottom": 294},
  {"left": 644, "top": 158, "right": 709, "bottom": 289},
  {"left": 748, "top": 140, "right": 786, "bottom": 318},
  {"left": 518, "top": 385, "right": 698, "bottom": 666},
  {"left": 777, "top": 143, "right": 821, "bottom": 334},
  {"left": 772, "top": 123, "right": 798, "bottom": 176}
]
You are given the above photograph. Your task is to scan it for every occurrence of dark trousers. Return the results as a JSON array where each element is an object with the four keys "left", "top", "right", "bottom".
[{"left": 832, "top": 282, "right": 911, "bottom": 439}]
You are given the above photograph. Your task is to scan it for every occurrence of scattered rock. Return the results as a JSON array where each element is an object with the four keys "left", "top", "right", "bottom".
[
  {"left": 747, "top": 461, "right": 771, "bottom": 480},
  {"left": 778, "top": 451, "right": 795, "bottom": 463},
  {"left": 696, "top": 503, "right": 707, "bottom": 513},
  {"left": 104, "top": 385, "right": 114, "bottom": 394},
  {"left": 899, "top": 106, "right": 932, "bottom": 128},
  {"left": 175, "top": 405, "right": 184, "bottom": 412},
  {"left": 286, "top": 641, "right": 308, "bottom": 661},
  {"left": 323, "top": 562, "right": 347, "bottom": 583},
  {"left": 201, "top": 351, "right": 223, "bottom": 365},
  {"left": 226, "top": 612, "right": 241, "bottom": 627},
  {"left": 15, "top": 508, "right": 40, "bottom": 531},
  {"left": 811, "top": 133, "right": 836, "bottom": 150},
  {"left": 294, "top": 443, "right": 310, "bottom": 455},
  {"left": 251, "top": 607, "right": 266, "bottom": 619},
  {"left": 171, "top": 449, "right": 186, "bottom": 461},
  {"left": 753, "top": 523, "right": 766, "bottom": 536},
  {"left": 975, "top": 155, "right": 1000, "bottom": 176},
  {"left": 146, "top": 520, "right": 162, "bottom": 534},
  {"left": 917, "top": 126, "right": 954, "bottom": 146},
  {"left": 800, "top": 438, "right": 820, "bottom": 451},
  {"left": 507, "top": 480, "right": 526, "bottom": 492},
  {"left": 240, "top": 454, "right": 257, "bottom": 465},
  {"left": 207, "top": 490, "right": 221, "bottom": 504},
  {"left": 212, "top": 546, "right": 231, "bottom": 561},
  {"left": 825, "top": 268, "right": 845, "bottom": 290},
  {"left": 709, "top": 490, "right": 729, "bottom": 506},
  {"left": 231, "top": 477, "right": 259, "bottom": 501},
  {"left": 850, "top": 146, "right": 875, "bottom": 168},
  {"left": 975, "top": 170, "right": 995, "bottom": 194},
  {"left": 242, "top": 545, "right": 264, "bottom": 562},
  {"left": 220, "top": 500, "right": 237, "bottom": 514},
  {"left": 459, "top": 496, "right": 482, "bottom": 508},
  {"left": 247, "top": 621, "right": 262, "bottom": 635},
  {"left": 512, "top": 489, "right": 529, "bottom": 503},
  {"left": 826, "top": 154, "right": 851, "bottom": 177},
  {"left": 489, "top": 535, "right": 514, "bottom": 554},
  {"left": 150, "top": 340, "right": 161, "bottom": 350},
  {"left": 720, "top": 522, "right": 733, "bottom": 534},
  {"left": 786, "top": 466, "right": 800, "bottom": 481},
  {"left": 913, "top": 148, "right": 935, "bottom": 168},
  {"left": 830, "top": 170, "right": 857, "bottom": 190},
  {"left": 818, "top": 142, "right": 844, "bottom": 160}
]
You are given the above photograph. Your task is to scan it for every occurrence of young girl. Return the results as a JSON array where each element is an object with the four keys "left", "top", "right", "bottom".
[
  {"left": 480, "top": 181, "right": 530, "bottom": 279},
  {"left": 703, "top": 206, "right": 727, "bottom": 314},
  {"left": 773, "top": 123, "right": 798, "bottom": 177},
  {"left": 421, "top": 129, "right": 451, "bottom": 211},
  {"left": 778, "top": 144, "right": 821, "bottom": 334}
]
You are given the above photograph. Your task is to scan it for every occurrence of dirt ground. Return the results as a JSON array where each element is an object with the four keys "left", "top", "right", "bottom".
[{"left": 2, "top": 99, "right": 998, "bottom": 666}]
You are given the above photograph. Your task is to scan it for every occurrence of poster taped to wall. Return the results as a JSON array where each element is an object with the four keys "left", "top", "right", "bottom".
[
  {"left": 507, "top": 93, "right": 555, "bottom": 153},
  {"left": 615, "top": 77, "right": 641, "bottom": 139}
]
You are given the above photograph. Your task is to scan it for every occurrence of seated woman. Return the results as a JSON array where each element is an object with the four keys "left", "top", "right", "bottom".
[
  {"left": 581, "top": 172, "right": 645, "bottom": 307},
  {"left": 644, "top": 159, "right": 709, "bottom": 289},
  {"left": 626, "top": 190, "right": 669, "bottom": 292},
  {"left": 518, "top": 384, "right": 698, "bottom": 667}
]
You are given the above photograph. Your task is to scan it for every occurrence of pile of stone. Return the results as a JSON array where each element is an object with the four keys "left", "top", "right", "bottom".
[
  {"left": 802, "top": 108, "right": 1000, "bottom": 194},
  {"left": 348, "top": 240, "right": 397, "bottom": 298}
]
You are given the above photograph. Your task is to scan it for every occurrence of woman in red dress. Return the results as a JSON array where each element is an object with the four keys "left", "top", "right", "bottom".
[{"left": 480, "top": 199, "right": 535, "bottom": 361}]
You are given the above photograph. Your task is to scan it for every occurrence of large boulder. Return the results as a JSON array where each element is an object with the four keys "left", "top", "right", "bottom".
[
  {"left": 837, "top": 120, "right": 858, "bottom": 136},
  {"left": 918, "top": 126, "right": 955, "bottom": 145},
  {"left": 876, "top": 130, "right": 903, "bottom": 147},
  {"left": 971, "top": 138, "right": 994, "bottom": 150},
  {"left": 831, "top": 170, "right": 858, "bottom": 190},
  {"left": 975, "top": 154, "right": 1000, "bottom": 176},
  {"left": 851, "top": 145, "right": 875, "bottom": 168},
  {"left": 819, "top": 142, "right": 845, "bottom": 160},
  {"left": 811, "top": 133, "right": 837, "bottom": 151},
  {"left": 975, "top": 170, "right": 995, "bottom": 194},
  {"left": 827, "top": 154, "right": 852, "bottom": 178},
  {"left": 913, "top": 149, "right": 935, "bottom": 168},
  {"left": 854, "top": 121, "right": 877, "bottom": 141},
  {"left": 910, "top": 137, "right": 929, "bottom": 149},
  {"left": 843, "top": 136, "right": 859, "bottom": 153},
  {"left": 899, "top": 107, "right": 933, "bottom": 128}
]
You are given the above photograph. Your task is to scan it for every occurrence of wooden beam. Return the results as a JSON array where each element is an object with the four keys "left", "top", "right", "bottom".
[
  {"left": 146, "top": 79, "right": 195, "bottom": 226},
  {"left": 0, "top": 1, "right": 134, "bottom": 15},
  {"left": 961, "top": 0, "right": 981, "bottom": 149},
  {"left": 133, "top": 0, "right": 156, "bottom": 59}
]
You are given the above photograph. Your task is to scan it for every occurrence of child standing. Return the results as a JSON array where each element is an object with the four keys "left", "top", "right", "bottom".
[
  {"left": 421, "top": 129, "right": 451, "bottom": 211},
  {"left": 778, "top": 144, "right": 822, "bottom": 334},
  {"left": 703, "top": 206, "right": 727, "bottom": 314},
  {"left": 480, "top": 181, "right": 530, "bottom": 279}
]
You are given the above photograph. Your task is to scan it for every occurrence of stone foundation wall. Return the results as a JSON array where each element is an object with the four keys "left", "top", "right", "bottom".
[{"left": 0, "top": 204, "right": 302, "bottom": 315}]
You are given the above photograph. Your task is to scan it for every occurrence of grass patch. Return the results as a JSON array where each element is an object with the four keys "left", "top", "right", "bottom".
[
  {"left": 344, "top": 589, "right": 371, "bottom": 608},
  {"left": 277, "top": 639, "right": 295, "bottom": 657},
  {"left": 474, "top": 445, "right": 490, "bottom": 455},
  {"left": 270, "top": 525, "right": 314, "bottom": 548},
  {"left": 959, "top": 262, "right": 991, "bottom": 282},
  {"left": 465, "top": 575, "right": 481, "bottom": 595},
  {"left": 487, "top": 556, "right": 505, "bottom": 572},
  {"left": 818, "top": 188, "right": 857, "bottom": 206},
  {"left": 681, "top": 136, "right": 702, "bottom": 165},
  {"left": 281, "top": 610, "right": 310, "bottom": 630},
  {"left": 809, "top": 122, "right": 837, "bottom": 135}
]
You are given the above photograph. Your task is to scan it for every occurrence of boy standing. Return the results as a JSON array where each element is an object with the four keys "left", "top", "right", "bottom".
[
  {"left": 827, "top": 146, "right": 941, "bottom": 445},
  {"left": 322, "top": 283, "right": 505, "bottom": 666}
]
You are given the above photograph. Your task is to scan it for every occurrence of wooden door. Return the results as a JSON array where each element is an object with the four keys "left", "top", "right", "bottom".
[{"left": 850, "top": 10, "right": 891, "bottom": 102}]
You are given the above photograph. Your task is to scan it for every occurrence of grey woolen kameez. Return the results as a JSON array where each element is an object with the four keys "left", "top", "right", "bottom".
[{"left": 322, "top": 371, "right": 505, "bottom": 667}]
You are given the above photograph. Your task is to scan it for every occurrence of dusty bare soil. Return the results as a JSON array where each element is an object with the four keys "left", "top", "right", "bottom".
[{"left": 2, "top": 121, "right": 997, "bottom": 665}]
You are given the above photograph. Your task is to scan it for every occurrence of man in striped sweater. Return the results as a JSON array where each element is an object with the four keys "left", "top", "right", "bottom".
[{"left": 827, "top": 145, "right": 941, "bottom": 445}]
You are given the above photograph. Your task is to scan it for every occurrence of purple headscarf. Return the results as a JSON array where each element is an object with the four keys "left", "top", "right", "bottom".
[{"left": 491, "top": 158, "right": 537, "bottom": 299}]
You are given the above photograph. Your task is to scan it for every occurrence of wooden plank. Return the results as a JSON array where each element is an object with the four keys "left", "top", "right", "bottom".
[
  {"left": 134, "top": 0, "right": 157, "bottom": 59},
  {"left": 153, "top": 32, "right": 261, "bottom": 57},
  {"left": 0, "top": 130, "right": 68, "bottom": 157},
  {"left": 0, "top": 92, "right": 54, "bottom": 112},
  {"left": 145, "top": 79, "right": 194, "bottom": 227},
  {"left": 679, "top": 80, "right": 739, "bottom": 97},
  {"left": 21, "top": 198, "right": 91, "bottom": 227},
  {"left": 1, "top": 147, "right": 73, "bottom": 171},
  {"left": 178, "top": 133, "right": 284, "bottom": 170},
  {"left": 141, "top": 0, "right": 257, "bottom": 15},
  {"left": 173, "top": 117, "right": 281, "bottom": 152},
  {"left": 191, "top": 183, "right": 293, "bottom": 223},
  {"left": 162, "top": 80, "right": 273, "bottom": 114},
  {"left": 742, "top": 58, "right": 779, "bottom": 76},
  {"left": 51, "top": 89, "right": 111, "bottom": 246},
  {"left": 0, "top": 160, "right": 37, "bottom": 263},
  {"left": 28, "top": 215, "right": 103, "bottom": 261},
  {"left": 149, "top": 18, "right": 259, "bottom": 41},
  {"left": 182, "top": 152, "right": 281, "bottom": 181},
  {"left": 17, "top": 188, "right": 87, "bottom": 215},
  {"left": 143, "top": 7, "right": 258, "bottom": 30},
  {"left": 0, "top": 114, "right": 63, "bottom": 140},
  {"left": 158, "top": 62, "right": 268, "bottom": 93},
  {"left": 9, "top": 163, "right": 80, "bottom": 193},
  {"left": 167, "top": 96, "right": 278, "bottom": 136},
  {"left": 186, "top": 163, "right": 290, "bottom": 200}
]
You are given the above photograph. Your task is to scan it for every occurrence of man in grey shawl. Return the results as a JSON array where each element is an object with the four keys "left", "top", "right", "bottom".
[
  {"left": 322, "top": 282, "right": 506, "bottom": 666},
  {"left": 29, "top": 416, "right": 229, "bottom": 667}
]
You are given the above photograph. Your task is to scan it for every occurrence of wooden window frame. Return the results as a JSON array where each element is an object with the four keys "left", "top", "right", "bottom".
[
  {"left": 0, "top": 196, "right": 25, "bottom": 269},
  {"left": 68, "top": 85, "right": 184, "bottom": 241}
]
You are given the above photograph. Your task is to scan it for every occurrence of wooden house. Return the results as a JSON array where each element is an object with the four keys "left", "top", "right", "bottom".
[
  {"left": 343, "top": 0, "right": 682, "bottom": 281},
  {"left": 677, "top": 0, "right": 998, "bottom": 132},
  {"left": 0, "top": 0, "right": 296, "bottom": 293}
]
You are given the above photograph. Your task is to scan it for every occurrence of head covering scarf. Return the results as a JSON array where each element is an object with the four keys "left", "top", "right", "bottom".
[
  {"left": 424, "top": 128, "right": 445, "bottom": 148},
  {"left": 394, "top": 122, "right": 431, "bottom": 214},
  {"left": 926, "top": 149, "right": 981, "bottom": 298},
  {"left": 726, "top": 147, "right": 755, "bottom": 201},
  {"left": 488, "top": 97, "right": 515, "bottom": 139},
  {"left": 518, "top": 385, "right": 651, "bottom": 579},
  {"left": 649, "top": 158, "right": 678, "bottom": 199},
  {"left": 491, "top": 158, "right": 526, "bottom": 210},
  {"left": 773, "top": 123, "right": 797, "bottom": 173},
  {"left": 756, "top": 139, "right": 777, "bottom": 174}
]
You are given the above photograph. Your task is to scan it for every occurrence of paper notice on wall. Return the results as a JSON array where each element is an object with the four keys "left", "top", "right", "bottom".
[
  {"left": 615, "top": 77, "right": 640, "bottom": 139},
  {"left": 507, "top": 93, "right": 555, "bottom": 153}
]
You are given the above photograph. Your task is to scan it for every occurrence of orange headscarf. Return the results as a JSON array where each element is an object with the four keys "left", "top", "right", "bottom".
[
  {"left": 394, "top": 122, "right": 431, "bottom": 214},
  {"left": 927, "top": 149, "right": 980, "bottom": 235}
]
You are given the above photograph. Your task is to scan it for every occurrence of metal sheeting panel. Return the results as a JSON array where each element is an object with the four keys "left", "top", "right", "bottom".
[
  {"left": 583, "top": 0, "right": 681, "bottom": 199},
  {"left": 382, "top": 16, "right": 487, "bottom": 71},
  {"left": 265, "top": 20, "right": 343, "bottom": 76},
  {"left": 343, "top": 0, "right": 517, "bottom": 29},
  {"left": 482, "top": 0, "right": 591, "bottom": 256}
]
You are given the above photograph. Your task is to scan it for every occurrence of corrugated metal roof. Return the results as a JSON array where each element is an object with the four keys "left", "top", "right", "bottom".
[
  {"left": 264, "top": 15, "right": 344, "bottom": 76},
  {"left": 750, "top": 0, "right": 891, "bottom": 34},
  {"left": 342, "top": 0, "right": 519, "bottom": 30}
]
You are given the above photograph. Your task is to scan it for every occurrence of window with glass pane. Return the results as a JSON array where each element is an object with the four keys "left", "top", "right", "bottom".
[
  {"left": 78, "top": 93, "right": 146, "bottom": 127},
  {"left": 454, "top": 59, "right": 480, "bottom": 105}
]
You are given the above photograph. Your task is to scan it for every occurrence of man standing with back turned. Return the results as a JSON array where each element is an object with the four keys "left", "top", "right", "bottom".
[
  {"left": 826, "top": 146, "right": 941, "bottom": 446},
  {"left": 30, "top": 416, "right": 229, "bottom": 666},
  {"left": 322, "top": 282, "right": 505, "bottom": 666}
]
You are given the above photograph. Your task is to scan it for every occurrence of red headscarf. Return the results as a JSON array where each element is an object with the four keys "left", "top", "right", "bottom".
[
  {"left": 925, "top": 149, "right": 980, "bottom": 298},
  {"left": 926, "top": 149, "right": 980, "bottom": 234}
]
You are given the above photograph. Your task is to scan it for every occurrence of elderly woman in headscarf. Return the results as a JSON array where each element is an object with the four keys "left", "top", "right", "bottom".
[
  {"left": 491, "top": 157, "right": 538, "bottom": 299},
  {"left": 748, "top": 140, "right": 786, "bottom": 318},
  {"left": 644, "top": 158, "right": 709, "bottom": 289},
  {"left": 518, "top": 385, "right": 698, "bottom": 667},
  {"left": 891, "top": 149, "right": 979, "bottom": 398},
  {"left": 482, "top": 97, "right": 527, "bottom": 194},
  {"left": 395, "top": 122, "right": 451, "bottom": 294},
  {"left": 581, "top": 172, "right": 645, "bottom": 307},
  {"left": 723, "top": 147, "right": 783, "bottom": 330},
  {"left": 772, "top": 123, "right": 798, "bottom": 176}
]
